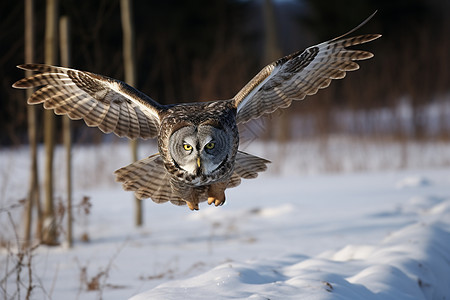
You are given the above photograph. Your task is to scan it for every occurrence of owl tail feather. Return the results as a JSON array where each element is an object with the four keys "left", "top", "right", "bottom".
[
  {"left": 229, "top": 150, "right": 271, "bottom": 186},
  {"left": 114, "top": 153, "right": 186, "bottom": 206}
]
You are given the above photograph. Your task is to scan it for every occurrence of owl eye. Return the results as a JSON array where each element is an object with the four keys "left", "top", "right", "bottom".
[
  {"left": 183, "top": 143, "right": 193, "bottom": 151},
  {"left": 205, "top": 142, "right": 215, "bottom": 150}
]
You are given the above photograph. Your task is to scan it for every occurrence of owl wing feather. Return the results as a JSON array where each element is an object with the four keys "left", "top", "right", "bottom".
[
  {"left": 13, "top": 64, "right": 163, "bottom": 139},
  {"left": 233, "top": 14, "right": 381, "bottom": 124},
  {"left": 114, "top": 153, "right": 185, "bottom": 205}
]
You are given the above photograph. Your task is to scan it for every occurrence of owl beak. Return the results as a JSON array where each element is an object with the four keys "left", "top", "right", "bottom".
[{"left": 197, "top": 157, "right": 201, "bottom": 168}]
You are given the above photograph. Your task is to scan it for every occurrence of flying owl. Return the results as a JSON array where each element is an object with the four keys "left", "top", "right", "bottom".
[{"left": 13, "top": 16, "right": 380, "bottom": 210}]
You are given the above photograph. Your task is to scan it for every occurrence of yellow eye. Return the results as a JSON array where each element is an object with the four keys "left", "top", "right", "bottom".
[
  {"left": 183, "top": 144, "right": 193, "bottom": 151},
  {"left": 205, "top": 142, "right": 215, "bottom": 150}
]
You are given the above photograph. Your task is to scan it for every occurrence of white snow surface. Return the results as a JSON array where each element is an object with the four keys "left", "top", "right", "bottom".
[{"left": 1, "top": 141, "right": 450, "bottom": 300}]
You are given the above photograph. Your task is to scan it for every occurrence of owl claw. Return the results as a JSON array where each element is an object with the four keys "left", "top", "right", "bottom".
[
  {"left": 187, "top": 201, "right": 199, "bottom": 211},
  {"left": 207, "top": 182, "right": 227, "bottom": 207},
  {"left": 207, "top": 197, "right": 225, "bottom": 207},
  {"left": 215, "top": 199, "right": 225, "bottom": 207}
]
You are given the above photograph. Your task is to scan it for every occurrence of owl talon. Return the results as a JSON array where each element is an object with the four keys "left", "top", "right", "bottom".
[
  {"left": 207, "top": 197, "right": 225, "bottom": 207},
  {"left": 215, "top": 199, "right": 225, "bottom": 207},
  {"left": 207, "top": 182, "right": 227, "bottom": 207},
  {"left": 187, "top": 201, "right": 199, "bottom": 210}
]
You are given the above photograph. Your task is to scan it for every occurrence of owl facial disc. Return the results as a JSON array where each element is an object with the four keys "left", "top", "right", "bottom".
[{"left": 169, "top": 125, "right": 230, "bottom": 176}]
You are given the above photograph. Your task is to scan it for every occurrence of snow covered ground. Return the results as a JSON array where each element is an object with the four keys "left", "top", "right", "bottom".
[{"left": 1, "top": 140, "right": 450, "bottom": 299}]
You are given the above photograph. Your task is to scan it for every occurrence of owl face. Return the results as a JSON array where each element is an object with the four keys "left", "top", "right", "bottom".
[{"left": 168, "top": 125, "right": 230, "bottom": 176}]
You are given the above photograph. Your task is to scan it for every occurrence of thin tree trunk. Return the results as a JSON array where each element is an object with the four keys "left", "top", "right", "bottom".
[
  {"left": 24, "top": 0, "right": 42, "bottom": 248},
  {"left": 42, "top": 0, "right": 58, "bottom": 246},
  {"left": 263, "top": 0, "right": 288, "bottom": 142},
  {"left": 59, "top": 15, "right": 73, "bottom": 248},
  {"left": 263, "top": 0, "right": 281, "bottom": 64},
  {"left": 120, "top": 0, "right": 142, "bottom": 226},
  {"left": 263, "top": 0, "right": 288, "bottom": 172}
]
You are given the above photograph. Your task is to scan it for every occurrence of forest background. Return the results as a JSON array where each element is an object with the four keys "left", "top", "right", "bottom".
[{"left": 1, "top": 0, "right": 450, "bottom": 146}]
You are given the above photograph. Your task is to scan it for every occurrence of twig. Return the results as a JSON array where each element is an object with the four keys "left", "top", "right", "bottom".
[
  {"left": 0, "top": 211, "right": 43, "bottom": 300},
  {"left": 96, "top": 239, "right": 128, "bottom": 300},
  {"left": 25, "top": 247, "right": 34, "bottom": 299},
  {"left": 75, "top": 239, "right": 128, "bottom": 300},
  {"left": 0, "top": 201, "right": 25, "bottom": 213}
]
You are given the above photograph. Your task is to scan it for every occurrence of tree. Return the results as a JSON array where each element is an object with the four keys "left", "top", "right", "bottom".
[
  {"left": 24, "top": 0, "right": 42, "bottom": 248},
  {"left": 262, "top": 0, "right": 289, "bottom": 170},
  {"left": 120, "top": 0, "right": 142, "bottom": 226},
  {"left": 59, "top": 15, "right": 73, "bottom": 247},
  {"left": 41, "top": 0, "right": 59, "bottom": 246}
]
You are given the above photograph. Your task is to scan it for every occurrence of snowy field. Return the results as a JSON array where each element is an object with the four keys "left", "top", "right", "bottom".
[{"left": 1, "top": 139, "right": 450, "bottom": 299}]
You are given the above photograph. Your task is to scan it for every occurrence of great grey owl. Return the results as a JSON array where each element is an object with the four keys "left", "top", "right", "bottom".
[{"left": 13, "top": 16, "right": 380, "bottom": 210}]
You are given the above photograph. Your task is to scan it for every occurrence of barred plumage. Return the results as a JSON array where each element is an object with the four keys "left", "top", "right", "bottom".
[
  {"left": 13, "top": 64, "right": 162, "bottom": 139},
  {"left": 234, "top": 33, "right": 381, "bottom": 124}
]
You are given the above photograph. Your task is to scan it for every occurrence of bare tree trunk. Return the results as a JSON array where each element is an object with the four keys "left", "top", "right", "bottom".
[
  {"left": 263, "top": 0, "right": 288, "bottom": 172},
  {"left": 42, "top": 0, "right": 59, "bottom": 246},
  {"left": 24, "top": 0, "right": 42, "bottom": 248},
  {"left": 263, "top": 0, "right": 289, "bottom": 141},
  {"left": 120, "top": 0, "right": 142, "bottom": 226},
  {"left": 264, "top": 0, "right": 289, "bottom": 139},
  {"left": 59, "top": 15, "right": 73, "bottom": 248},
  {"left": 263, "top": 0, "right": 282, "bottom": 65}
]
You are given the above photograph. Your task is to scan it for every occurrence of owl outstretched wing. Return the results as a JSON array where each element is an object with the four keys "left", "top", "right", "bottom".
[
  {"left": 233, "top": 14, "right": 381, "bottom": 124},
  {"left": 13, "top": 64, "right": 163, "bottom": 139}
]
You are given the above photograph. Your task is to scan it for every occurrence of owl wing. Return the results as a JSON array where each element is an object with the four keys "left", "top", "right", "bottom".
[
  {"left": 233, "top": 15, "right": 381, "bottom": 124},
  {"left": 13, "top": 64, "right": 163, "bottom": 139},
  {"left": 114, "top": 153, "right": 185, "bottom": 206}
]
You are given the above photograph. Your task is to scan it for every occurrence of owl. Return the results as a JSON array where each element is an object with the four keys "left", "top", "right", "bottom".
[{"left": 13, "top": 16, "right": 380, "bottom": 210}]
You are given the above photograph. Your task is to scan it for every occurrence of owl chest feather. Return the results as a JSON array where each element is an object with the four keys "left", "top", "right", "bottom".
[{"left": 158, "top": 101, "right": 238, "bottom": 187}]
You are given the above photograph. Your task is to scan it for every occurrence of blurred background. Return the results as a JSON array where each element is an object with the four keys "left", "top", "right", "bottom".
[{"left": 1, "top": 0, "right": 449, "bottom": 146}]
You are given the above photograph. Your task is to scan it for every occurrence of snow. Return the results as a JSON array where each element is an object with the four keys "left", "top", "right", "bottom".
[{"left": 1, "top": 140, "right": 450, "bottom": 300}]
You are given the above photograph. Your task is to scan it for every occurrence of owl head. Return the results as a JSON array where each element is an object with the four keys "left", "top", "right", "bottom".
[{"left": 168, "top": 124, "right": 231, "bottom": 176}]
